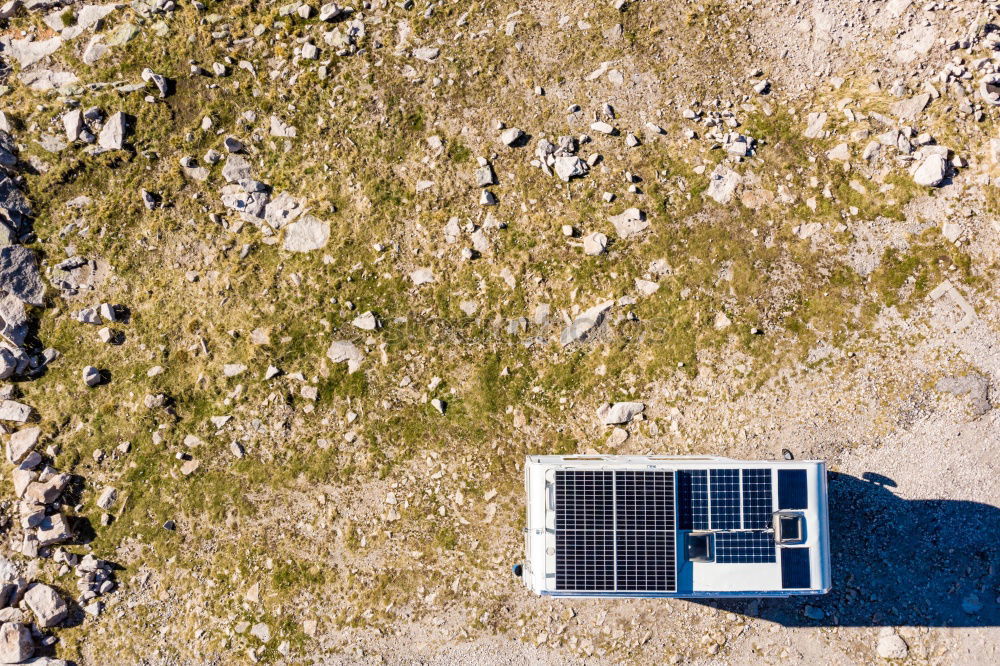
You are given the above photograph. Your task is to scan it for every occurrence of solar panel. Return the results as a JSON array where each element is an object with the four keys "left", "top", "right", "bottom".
[
  {"left": 554, "top": 470, "right": 676, "bottom": 593},
  {"left": 715, "top": 531, "right": 776, "bottom": 563},
  {"left": 676, "top": 469, "right": 708, "bottom": 530},
  {"left": 778, "top": 469, "right": 808, "bottom": 509},
  {"left": 615, "top": 471, "right": 676, "bottom": 592},
  {"left": 781, "top": 547, "right": 812, "bottom": 588},
  {"left": 741, "top": 468, "right": 773, "bottom": 529},
  {"left": 709, "top": 469, "right": 741, "bottom": 529},
  {"left": 555, "top": 471, "right": 614, "bottom": 591}
]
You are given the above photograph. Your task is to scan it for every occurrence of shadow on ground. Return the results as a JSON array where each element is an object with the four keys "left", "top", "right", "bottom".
[{"left": 699, "top": 472, "right": 1000, "bottom": 627}]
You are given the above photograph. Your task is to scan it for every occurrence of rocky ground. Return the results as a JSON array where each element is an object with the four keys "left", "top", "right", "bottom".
[{"left": 0, "top": 0, "right": 996, "bottom": 663}]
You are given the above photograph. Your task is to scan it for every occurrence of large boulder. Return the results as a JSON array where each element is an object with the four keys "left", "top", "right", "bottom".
[
  {"left": 912, "top": 154, "right": 947, "bottom": 187},
  {"left": 283, "top": 215, "right": 329, "bottom": 252},
  {"left": 0, "top": 621, "right": 33, "bottom": 663},
  {"left": 22, "top": 584, "right": 68, "bottom": 628},
  {"left": 608, "top": 208, "right": 648, "bottom": 238},
  {"left": 596, "top": 402, "right": 646, "bottom": 425},
  {"left": 0, "top": 246, "right": 44, "bottom": 307},
  {"left": 327, "top": 340, "right": 363, "bottom": 374},
  {"left": 560, "top": 300, "right": 614, "bottom": 346},
  {"left": 97, "top": 112, "right": 131, "bottom": 151}
]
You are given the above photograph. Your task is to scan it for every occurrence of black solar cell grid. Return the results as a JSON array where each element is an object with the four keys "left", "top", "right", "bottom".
[
  {"left": 741, "top": 468, "right": 773, "bottom": 530},
  {"left": 709, "top": 468, "right": 742, "bottom": 529},
  {"left": 615, "top": 471, "right": 676, "bottom": 592},
  {"left": 715, "top": 530, "right": 776, "bottom": 563},
  {"left": 555, "top": 471, "right": 614, "bottom": 591},
  {"left": 554, "top": 470, "right": 676, "bottom": 592},
  {"left": 676, "top": 469, "right": 709, "bottom": 530}
]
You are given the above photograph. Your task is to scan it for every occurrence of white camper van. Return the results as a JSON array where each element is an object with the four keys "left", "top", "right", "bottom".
[{"left": 520, "top": 455, "right": 831, "bottom": 598}]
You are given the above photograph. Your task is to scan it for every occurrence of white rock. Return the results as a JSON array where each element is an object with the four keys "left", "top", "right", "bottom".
[
  {"left": 499, "top": 127, "right": 524, "bottom": 146},
  {"left": 608, "top": 208, "right": 648, "bottom": 238},
  {"left": 590, "top": 121, "right": 616, "bottom": 135},
  {"left": 0, "top": 622, "right": 33, "bottom": 663},
  {"left": 826, "top": 143, "right": 850, "bottom": 161},
  {"left": 327, "top": 340, "right": 364, "bottom": 374},
  {"left": 283, "top": 215, "right": 329, "bottom": 252},
  {"left": 706, "top": 164, "right": 742, "bottom": 204},
  {"left": 96, "top": 486, "right": 118, "bottom": 511},
  {"left": 98, "top": 112, "right": 129, "bottom": 151},
  {"left": 82, "top": 365, "right": 101, "bottom": 387},
  {"left": 351, "top": 311, "right": 380, "bottom": 331},
  {"left": 876, "top": 631, "right": 908, "bottom": 659},
  {"left": 560, "top": 300, "right": 614, "bottom": 346},
  {"left": 23, "top": 584, "right": 68, "bottom": 628},
  {"left": 803, "top": 112, "right": 827, "bottom": 138},
  {"left": 596, "top": 402, "right": 645, "bottom": 425},
  {"left": 583, "top": 232, "right": 607, "bottom": 256},
  {"left": 912, "top": 154, "right": 947, "bottom": 187},
  {"left": 410, "top": 268, "right": 435, "bottom": 286},
  {"left": 554, "top": 156, "right": 587, "bottom": 182}
]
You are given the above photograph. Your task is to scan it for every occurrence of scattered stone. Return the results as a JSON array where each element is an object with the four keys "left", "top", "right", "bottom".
[
  {"left": 554, "top": 156, "right": 587, "bottom": 182},
  {"left": 413, "top": 47, "right": 439, "bottom": 62},
  {"left": 608, "top": 208, "right": 648, "bottom": 238},
  {"left": 141, "top": 68, "right": 170, "bottom": 98},
  {"left": 23, "top": 584, "right": 68, "bottom": 628},
  {"left": 803, "top": 112, "right": 827, "bottom": 139},
  {"left": 0, "top": 622, "right": 33, "bottom": 663},
  {"left": 409, "top": 268, "right": 435, "bottom": 286},
  {"left": 0, "top": 401, "right": 31, "bottom": 422},
  {"left": 223, "top": 364, "right": 247, "bottom": 377},
  {"left": 583, "top": 232, "right": 607, "bottom": 256},
  {"left": 979, "top": 74, "right": 1000, "bottom": 106},
  {"left": 596, "top": 402, "right": 645, "bottom": 425},
  {"left": 283, "top": 215, "right": 329, "bottom": 252},
  {"left": 7, "top": 426, "right": 41, "bottom": 464},
  {"left": 0, "top": 246, "right": 44, "bottom": 307},
  {"left": 561, "top": 300, "right": 614, "bottom": 346},
  {"left": 499, "top": 128, "right": 524, "bottom": 146},
  {"left": 327, "top": 340, "right": 364, "bottom": 373},
  {"left": 96, "top": 487, "right": 118, "bottom": 511},
  {"left": 590, "top": 121, "right": 616, "bottom": 135},
  {"left": 97, "top": 112, "right": 131, "bottom": 151},
  {"left": 82, "top": 365, "right": 101, "bottom": 387},
  {"left": 912, "top": 154, "right": 947, "bottom": 187},
  {"left": 875, "top": 630, "right": 908, "bottom": 660},
  {"left": 351, "top": 311, "right": 380, "bottom": 331},
  {"left": 706, "top": 165, "right": 741, "bottom": 204}
]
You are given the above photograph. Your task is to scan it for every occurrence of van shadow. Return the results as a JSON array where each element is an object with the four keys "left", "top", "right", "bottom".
[{"left": 697, "top": 472, "right": 1000, "bottom": 627}]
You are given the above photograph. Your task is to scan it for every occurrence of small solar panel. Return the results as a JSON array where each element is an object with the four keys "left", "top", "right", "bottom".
[
  {"left": 676, "top": 470, "right": 708, "bottom": 530},
  {"left": 715, "top": 531, "right": 776, "bottom": 563},
  {"left": 741, "top": 468, "right": 773, "bottom": 529},
  {"left": 781, "top": 547, "right": 812, "bottom": 588},
  {"left": 709, "top": 469, "right": 741, "bottom": 529},
  {"left": 778, "top": 469, "right": 808, "bottom": 509},
  {"left": 554, "top": 470, "right": 676, "bottom": 593}
]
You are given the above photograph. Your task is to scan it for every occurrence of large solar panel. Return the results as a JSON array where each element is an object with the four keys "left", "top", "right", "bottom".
[
  {"left": 554, "top": 470, "right": 676, "bottom": 592},
  {"left": 676, "top": 469, "right": 708, "bottom": 530},
  {"left": 615, "top": 471, "right": 676, "bottom": 591},
  {"left": 715, "top": 531, "right": 776, "bottom": 563},
  {"left": 709, "top": 469, "right": 741, "bottom": 529},
  {"left": 741, "top": 468, "right": 773, "bottom": 529},
  {"left": 555, "top": 471, "right": 615, "bottom": 591}
]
